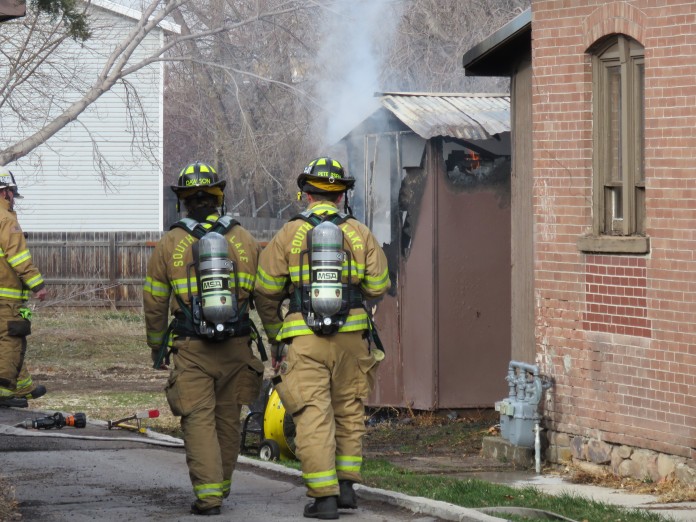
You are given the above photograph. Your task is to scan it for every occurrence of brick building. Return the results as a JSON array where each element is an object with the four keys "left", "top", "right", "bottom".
[{"left": 464, "top": 1, "right": 696, "bottom": 483}]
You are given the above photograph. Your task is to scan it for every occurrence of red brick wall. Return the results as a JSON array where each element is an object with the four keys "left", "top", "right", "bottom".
[
  {"left": 584, "top": 255, "right": 651, "bottom": 337},
  {"left": 532, "top": 0, "right": 696, "bottom": 459}
]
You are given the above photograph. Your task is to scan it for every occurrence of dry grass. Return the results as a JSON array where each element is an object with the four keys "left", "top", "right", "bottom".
[
  {"left": 26, "top": 308, "right": 180, "bottom": 434},
  {"left": 27, "top": 307, "right": 270, "bottom": 436},
  {"left": 364, "top": 406, "right": 499, "bottom": 458},
  {"left": 566, "top": 465, "right": 696, "bottom": 503},
  {"left": 369, "top": 405, "right": 498, "bottom": 427}
]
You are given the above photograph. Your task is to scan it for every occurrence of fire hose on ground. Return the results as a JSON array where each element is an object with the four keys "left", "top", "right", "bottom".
[{"left": 4, "top": 410, "right": 183, "bottom": 447}]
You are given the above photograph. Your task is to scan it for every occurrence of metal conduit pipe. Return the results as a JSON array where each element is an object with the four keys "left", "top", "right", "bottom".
[{"left": 508, "top": 360, "right": 539, "bottom": 376}]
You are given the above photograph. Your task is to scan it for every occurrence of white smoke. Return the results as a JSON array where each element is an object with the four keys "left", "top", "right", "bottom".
[{"left": 313, "top": 0, "right": 402, "bottom": 147}]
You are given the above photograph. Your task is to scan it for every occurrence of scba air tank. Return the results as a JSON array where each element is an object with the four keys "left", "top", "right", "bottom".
[
  {"left": 310, "top": 221, "right": 345, "bottom": 318},
  {"left": 197, "top": 231, "right": 237, "bottom": 328}
]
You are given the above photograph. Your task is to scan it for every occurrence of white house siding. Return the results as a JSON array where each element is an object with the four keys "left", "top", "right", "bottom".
[{"left": 0, "top": 2, "right": 165, "bottom": 232}]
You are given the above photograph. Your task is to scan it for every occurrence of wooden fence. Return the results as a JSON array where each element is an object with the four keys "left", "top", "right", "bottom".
[{"left": 27, "top": 217, "right": 283, "bottom": 309}]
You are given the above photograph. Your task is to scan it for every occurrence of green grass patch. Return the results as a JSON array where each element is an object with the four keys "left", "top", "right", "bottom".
[{"left": 361, "top": 460, "right": 669, "bottom": 522}]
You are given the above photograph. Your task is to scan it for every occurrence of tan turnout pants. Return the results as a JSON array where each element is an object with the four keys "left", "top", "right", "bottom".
[
  {"left": 165, "top": 335, "right": 264, "bottom": 510},
  {"left": 0, "top": 301, "right": 31, "bottom": 398},
  {"left": 276, "top": 331, "right": 380, "bottom": 498}
]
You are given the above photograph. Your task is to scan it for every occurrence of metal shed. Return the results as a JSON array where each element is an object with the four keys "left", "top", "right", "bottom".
[{"left": 336, "top": 92, "right": 512, "bottom": 410}]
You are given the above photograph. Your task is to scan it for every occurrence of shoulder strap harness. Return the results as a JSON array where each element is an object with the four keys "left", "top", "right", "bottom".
[
  {"left": 154, "top": 215, "right": 267, "bottom": 367},
  {"left": 289, "top": 208, "right": 350, "bottom": 227},
  {"left": 289, "top": 209, "right": 363, "bottom": 335},
  {"left": 171, "top": 214, "right": 240, "bottom": 239}
]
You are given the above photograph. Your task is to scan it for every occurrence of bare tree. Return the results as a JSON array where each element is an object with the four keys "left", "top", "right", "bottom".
[
  {"left": 385, "top": 0, "right": 530, "bottom": 92},
  {"left": 163, "top": 0, "right": 320, "bottom": 218},
  {"left": 1, "top": 0, "right": 328, "bottom": 219},
  {"left": 1, "top": 0, "right": 530, "bottom": 221},
  {"left": 0, "top": 1, "right": 320, "bottom": 171}
]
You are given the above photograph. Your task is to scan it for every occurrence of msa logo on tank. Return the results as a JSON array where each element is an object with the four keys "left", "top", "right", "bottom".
[
  {"left": 189, "top": 231, "right": 239, "bottom": 339},
  {"left": 316, "top": 271, "right": 338, "bottom": 281},
  {"left": 299, "top": 220, "right": 351, "bottom": 335}
]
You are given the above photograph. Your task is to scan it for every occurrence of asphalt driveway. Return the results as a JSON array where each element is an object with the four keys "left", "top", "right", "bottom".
[{"left": 0, "top": 405, "right": 502, "bottom": 522}]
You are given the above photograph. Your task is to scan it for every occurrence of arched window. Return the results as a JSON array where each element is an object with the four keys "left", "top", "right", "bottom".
[{"left": 592, "top": 34, "right": 645, "bottom": 239}]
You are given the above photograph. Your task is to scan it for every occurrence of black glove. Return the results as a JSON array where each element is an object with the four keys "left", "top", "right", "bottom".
[
  {"left": 270, "top": 343, "right": 288, "bottom": 370},
  {"left": 151, "top": 348, "right": 168, "bottom": 370}
]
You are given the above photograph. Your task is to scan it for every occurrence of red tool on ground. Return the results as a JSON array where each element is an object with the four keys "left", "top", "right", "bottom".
[{"left": 107, "top": 409, "right": 159, "bottom": 431}]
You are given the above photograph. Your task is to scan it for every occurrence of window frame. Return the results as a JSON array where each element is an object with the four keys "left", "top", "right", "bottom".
[{"left": 578, "top": 34, "right": 649, "bottom": 254}]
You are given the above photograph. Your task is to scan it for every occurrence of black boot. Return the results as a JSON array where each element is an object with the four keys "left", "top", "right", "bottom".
[
  {"left": 25, "top": 385, "right": 46, "bottom": 400},
  {"left": 0, "top": 397, "right": 28, "bottom": 408},
  {"left": 22, "top": 384, "right": 46, "bottom": 399},
  {"left": 190, "top": 502, "right": 221, "bottom": 516},
  {"left": 13, "top": 384, "right": 46, "bottom": 400},
  {"left": 303, "top": 495, "right": 338, "bottom": 519},
  {"left": 338, "top": 480, "right": 357, "bottom": 509}
]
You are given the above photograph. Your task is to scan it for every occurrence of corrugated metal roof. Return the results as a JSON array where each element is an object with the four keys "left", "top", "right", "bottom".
[{"left": 377, "top": 92, "right": 510, "bottom": 140}]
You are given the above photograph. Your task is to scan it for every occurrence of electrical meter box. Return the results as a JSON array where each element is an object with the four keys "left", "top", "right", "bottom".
[{"left": 495, "top": 361, "right": 552, "bottom": 448}]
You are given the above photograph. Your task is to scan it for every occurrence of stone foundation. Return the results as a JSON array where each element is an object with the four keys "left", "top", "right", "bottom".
[
  {"left": 546, "top": 431, "right": 696, "bottom": 486},
  {"left": 482, "top": 436, "right": 537, "bottom": 469}
]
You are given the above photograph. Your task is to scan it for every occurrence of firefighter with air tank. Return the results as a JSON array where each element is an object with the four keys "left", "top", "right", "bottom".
[
  {"left": 255, "top": 157, "right": 391, "bottom": 520},
  {"left": 143, "top": 161, "right": 265, "bottom": 517}
]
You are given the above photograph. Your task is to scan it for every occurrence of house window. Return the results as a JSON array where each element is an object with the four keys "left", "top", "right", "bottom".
[{"left": 578, "top": 35, "right": 648, "bottom": 254}]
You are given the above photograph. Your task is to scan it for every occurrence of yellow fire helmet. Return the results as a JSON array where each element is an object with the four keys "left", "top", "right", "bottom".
[
  {"left": 297, "top": 157, "right": 355, "bottom": 195},
  {"left": 262, "top": 388, "right": 296, "bottom": 461},
  {"left": 171, "top": 161, "right": 226, "bottom": 207}
]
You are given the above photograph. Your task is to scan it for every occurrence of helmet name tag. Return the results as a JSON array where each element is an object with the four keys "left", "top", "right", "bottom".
[{"left": 186, "top": 178, "right": 211, "bottom": 186}]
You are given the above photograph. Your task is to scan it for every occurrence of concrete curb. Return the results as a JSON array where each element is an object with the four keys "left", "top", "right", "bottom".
[
  {"left": 355, "top": 485, "right": 506, "bottom": 521},
  {"left": 237, "top": 456, "right": 506, "bottom": 522}
]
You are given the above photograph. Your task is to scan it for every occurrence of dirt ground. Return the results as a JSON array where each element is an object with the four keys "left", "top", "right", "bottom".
[
  {"left": 362, "top": 407, "right": 511, "bottom": 474},
  {"left": 0, "top": 476, "right": 19, "bottom": 521},
  {"left": 33, "top": 363, "right": 510, "bottom": 473}
]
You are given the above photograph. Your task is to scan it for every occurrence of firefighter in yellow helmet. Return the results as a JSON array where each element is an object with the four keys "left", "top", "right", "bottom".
[
  {"left": 0, "top": 167, "right": 48, "bottom": 408},
  {"left": 144, "top": 161, "right": 266, "bottom": 516},
  {"left": 255, "top": 157, "right": 390, "bottom": 519}
]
